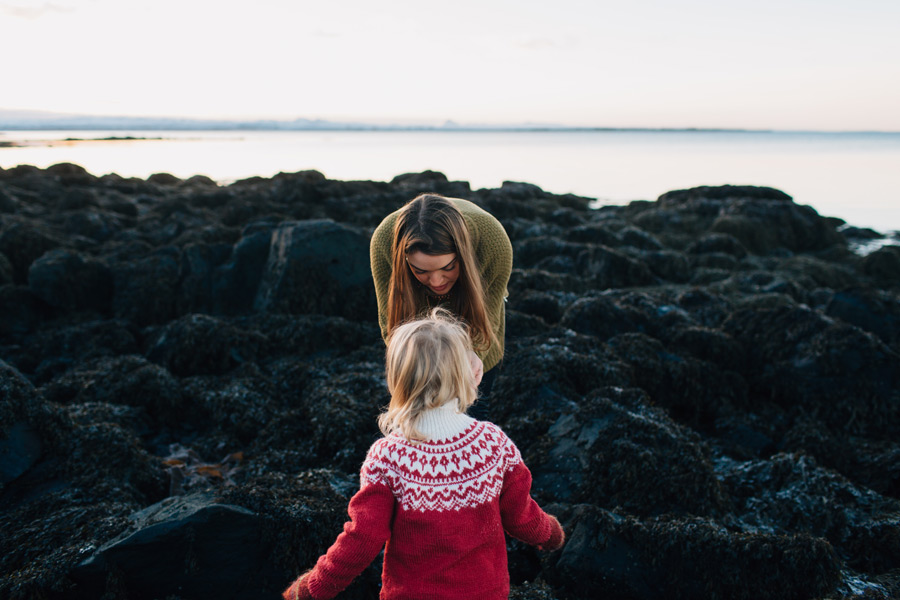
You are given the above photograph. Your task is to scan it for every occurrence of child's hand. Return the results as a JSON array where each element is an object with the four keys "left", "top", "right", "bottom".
[
  {"left": 282, "top": 571, "right": 313, "bottom": 600},
  {"left": 538, "top": 515, "right": 566, "bottom": 552},
  {"left": 468, "top": 351, "right": 484, "bottom": 387}
]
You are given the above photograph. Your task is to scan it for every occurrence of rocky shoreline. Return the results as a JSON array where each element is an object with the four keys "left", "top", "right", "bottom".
[{"left": 1, "top": 163, "right": 899, "bottom": 599}]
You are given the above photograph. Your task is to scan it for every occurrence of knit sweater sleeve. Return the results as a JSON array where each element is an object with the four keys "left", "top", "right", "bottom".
[
  {"left": 498, "top": 446, "right": 563, "bottom": 551},
  {"left": 458, "top": 200, "right": 513, "bottom": 372},
  {"left": 304, "top": 450, "right": 396, "bottom": 599},
  {"left": 478, "top": 212, "right": 512, "bottom": 371},
  {"left": 370, "top": 211, "right": 397, "bottom": 342}
]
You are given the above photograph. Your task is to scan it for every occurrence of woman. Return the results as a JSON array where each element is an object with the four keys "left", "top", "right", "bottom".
[{"left": 369, "top": 193, "right": 512, "bottom": 398}]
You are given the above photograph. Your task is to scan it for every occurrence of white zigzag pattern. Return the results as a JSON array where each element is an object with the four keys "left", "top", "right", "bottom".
[{"left": 362, "top": 422, "right": 521, "bottom": 512}]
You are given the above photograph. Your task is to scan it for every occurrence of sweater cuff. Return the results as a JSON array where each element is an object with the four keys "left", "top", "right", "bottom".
[
  {"left": 282, "top": 572, "right": 314, "bottom": 600},
  {"left": 538, "top": 515, "right": 565, "bottom": 552}
]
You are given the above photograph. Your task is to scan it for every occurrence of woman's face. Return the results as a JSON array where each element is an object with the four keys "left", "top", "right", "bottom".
[{"left": 406, "top": 251, "right": 460, "bottom": 295}]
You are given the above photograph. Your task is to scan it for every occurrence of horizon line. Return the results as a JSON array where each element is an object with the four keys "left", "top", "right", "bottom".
[{"left": 0, "top": 109, "right": 898, "bottom": 135}]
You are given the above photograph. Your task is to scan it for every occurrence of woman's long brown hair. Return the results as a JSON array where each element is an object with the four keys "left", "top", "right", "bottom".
[{"left": 387, "top": 194, "right": 497, "bottom": 353}]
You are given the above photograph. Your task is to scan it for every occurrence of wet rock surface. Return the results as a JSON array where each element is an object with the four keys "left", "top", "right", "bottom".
[{"left": 1, "top": 165, "right": 899, "bottom": 599}]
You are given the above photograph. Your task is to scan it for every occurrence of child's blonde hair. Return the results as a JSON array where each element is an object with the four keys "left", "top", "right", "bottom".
[{"left": 378, "top": 308, "right": 478, "bottom": 441}]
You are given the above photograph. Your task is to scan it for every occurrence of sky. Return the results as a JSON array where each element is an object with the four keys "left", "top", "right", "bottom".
[{"left": 2, "top": 0, "right": 899, "bottom": 131}]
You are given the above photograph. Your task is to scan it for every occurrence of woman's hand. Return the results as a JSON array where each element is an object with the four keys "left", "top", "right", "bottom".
[{"left": 468, "top": 351, "right": 484, "bottom": 387}]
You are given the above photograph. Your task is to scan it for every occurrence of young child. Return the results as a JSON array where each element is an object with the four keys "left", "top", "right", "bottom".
[{"left": 282, "top": 308, "right": 565, "bottom": 600}]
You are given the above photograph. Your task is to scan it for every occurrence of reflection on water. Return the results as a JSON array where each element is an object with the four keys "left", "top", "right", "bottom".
[{"left": 1, "top": 129, "right": 899, "bottom": 233}]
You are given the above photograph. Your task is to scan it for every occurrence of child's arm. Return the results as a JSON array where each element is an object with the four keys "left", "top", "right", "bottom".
[
  {"left": 283, "top": 481, "right": 395, "bottom": 600},
  {"left": 499, "top": 460, "right": 565, "bottom": 552}
]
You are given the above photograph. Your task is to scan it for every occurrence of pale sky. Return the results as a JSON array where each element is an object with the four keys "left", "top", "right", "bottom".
[{"left": 2, "top": 0, "right": 899, "bottom": 130}]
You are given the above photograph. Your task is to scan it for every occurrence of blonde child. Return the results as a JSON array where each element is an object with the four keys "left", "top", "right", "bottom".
[{"left": 282, "top": 308, "right": 565, "bottom": 600}]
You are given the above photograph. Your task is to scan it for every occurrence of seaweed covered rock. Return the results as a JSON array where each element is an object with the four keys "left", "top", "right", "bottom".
[
  {"left": 27, "top": 249, "right": 112, "bottom": 312},
  {"left": 254, "top": 219, "right": 375, "bottom": 319},
  {"left": 2, "top": 168, "right": 899, "bottom": 599},
  {"left": 722, "top": 305, "right": 900, "bottom": 437},
  {"left": 546, "top": 504, "right": 841, "bottom": 600},
  {"left": 634, "top": 185, "right": 845, "bottom": 254},
  {"left": 144, "top": 313, "right": 267, "bottom": 377},
  {"left": 532, "top": 388, "right": 729, "bottom": 517}
]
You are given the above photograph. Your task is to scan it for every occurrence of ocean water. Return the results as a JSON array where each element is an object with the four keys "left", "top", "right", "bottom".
[{"left": 1, "top": 129, "right": 899, "bottom": 233}]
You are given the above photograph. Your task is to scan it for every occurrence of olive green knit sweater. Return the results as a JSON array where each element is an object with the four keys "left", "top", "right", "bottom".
[{"left": 369, "top": 198, "right": 513, "bottom": 372}]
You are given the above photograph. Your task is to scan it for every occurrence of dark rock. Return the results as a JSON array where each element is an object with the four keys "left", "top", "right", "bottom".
[
  {"left": 826, "top": 288, "right": 900, "bottom": 351},
  {"left": 637, "top": 249, "right": 691, "bottom": 282},
  {"left": 607, "top": 332, "right": 747, "bottom": 427},
  {"left": 722, "top": 305, "right": 900, "bottom": 436},
  {"left": 39, "top": 355, "right": 184, "bottom": 422},
  {"left": 213, "top": 227, "right": 273, "bottom": 315},
  {"left": 499, "top": 180, "right": 547, "bottom": 199},
  {"left": 780, "top": 255, "right": 857, "bottom": 290},
  {"left": 0, "top": 186, "right": 20, "bottom": 213},
  {"left": 532, "top": 388, "right": 729, "bottom": 516},
  {"left": 718, "top": 452, "right": 900, "bottom": 575},
  {"left": 691, "top": 251, "right": 739, "bottom": 270},
  {"left": 0, "top": 221, "right": 61, "bottom": 283},
  {"left": 637, "top": 185, "right": 845, "bottom": 255},
  {"left": 46, "top": 162, "right": 96, "bottom": 185},
  {"left": 560, "top": 294, "right": 648, "bottom": 340},
  {"left": 620, "top": 226, "right": 663, "bottom": 250},
  {"left": 176, "top": 241, "right": 233, "bottom": 314},
  {"left": 576, "top": 245, "right": 656, "bottom": 289},
  {"left": 147, "top": 172, "right": 181, "bottom": 186},
  {"left": 508, "top": 289, "right": 564, "bottom": 324},
  {"left": 72, "top": 491, "right": 281, "bottom": 600},
  {"left": 181, "top": 174, "right": 218, "bottom": 188},
  {"left": 390, "top": 170, "right": 471, "bottom": 197},
  {"left": 60, "top": 210, "right": 125, "bottom": 242},
  {"left": 28, "top": 249, "right": 112, "bottom": 312},
  {"left": 253, "top": 220, "right": 375, "bottom": 320},
  {"left": 0, "top": 359, "right": 70, "bottom": 462},
  {"left": 57, "top": 187, "right": 100, "bottom": 211},
  {"left": 144, "top": 313, "right": 267, "bottom": 376},
  {"left": 0, "top": 284, "right": 45, "bottom": 336},
  {"left": 841, "top": 225, "right": 882, "bottom": 240},
  {"left": 2, "top": 167, "right": 898, "bottom": 600},
  {"left": 546, "top": 503, "right": 841, "bottom": 600},
  {"left": 687, "top": 232, "right": 748, "bottom": 258},
  {"left": 659, "top": 184, "right": 794, "bottom": 206},
  {"left": 860, "top": 245, "right": 900, "bottom": 287},
  {"left": 567, "top": 223, "right": 621, "bottom": 246},
  {"left": 110, "top": 246, "right": 181, "bottom": 326},
  {"left": 0, "top": 252, "right": 12, "bottom": 285},
  {"left": 514, "top": 237, "right": 582, "bottom": 270},
  {"left": 0, "top": 421, "right": 42, "bottom": 487},
  {"left": 10, "top": 318, "right": 140, "bottom": 382}
]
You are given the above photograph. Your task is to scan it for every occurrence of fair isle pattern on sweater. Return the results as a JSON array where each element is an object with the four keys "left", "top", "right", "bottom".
[{"left": 362, "top": 421, "right": 521, "bottom": 513}]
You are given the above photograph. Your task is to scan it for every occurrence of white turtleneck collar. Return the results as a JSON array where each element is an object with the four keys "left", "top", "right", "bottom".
[{"left": 416, "top": 400, "right": 475, "bottom": 442}]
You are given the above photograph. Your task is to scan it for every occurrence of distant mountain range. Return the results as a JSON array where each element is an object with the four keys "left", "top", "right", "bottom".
[
  {"left": 0, "top": 109, "right": 766, "bottom": 133},
  {"left": 0, "top": 109, "right": 582, "bottom": 132}
]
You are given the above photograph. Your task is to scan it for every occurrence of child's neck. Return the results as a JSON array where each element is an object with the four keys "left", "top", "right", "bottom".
[{"left": 417, "top": 400, "right": 475, "bottom": 442}]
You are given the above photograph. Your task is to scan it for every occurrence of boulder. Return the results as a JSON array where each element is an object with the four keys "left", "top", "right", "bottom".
[
  {"left": 0, "top": 221, "right": 60, "bottom": 283},
  {"left": 546, "top": 504, "right": 841, "bottom": 600},
  {"left": 213, "top": 227, "right": 273, "bottom": 315},
  {"left": 28, "top": 248, "right": 112, "bottom": 312},
  {"left": 532, "top": 388, "right": 729, "bottom": 516},
  {"left": 253, "top": 219, "right": 375, "bottom": 320},
  {"left": 860, "top": 245, "right": 900, "bottom": 287},
  {"left": 144, "top": 313, "right": 267, "bottom": 377},
  {"left": 110, "top": 246, "right": 181, "bottom": 326}
]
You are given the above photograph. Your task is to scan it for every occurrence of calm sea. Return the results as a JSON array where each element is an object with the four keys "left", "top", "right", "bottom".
[{"left": 1, "top": 129, "right": 899, "bottom": 233}]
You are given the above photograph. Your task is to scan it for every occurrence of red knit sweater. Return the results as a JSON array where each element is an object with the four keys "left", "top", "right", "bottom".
[{"left": 287, "top": 414, "right": 563, "bottom": 600}]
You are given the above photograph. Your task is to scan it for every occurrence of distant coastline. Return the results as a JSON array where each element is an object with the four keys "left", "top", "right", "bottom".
[{"left": 1, "top": 109, "right": 897, "bottom": 134}]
